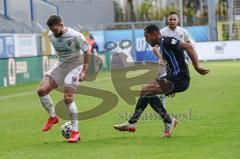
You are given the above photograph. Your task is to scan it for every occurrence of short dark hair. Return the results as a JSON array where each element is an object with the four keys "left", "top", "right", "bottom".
[
  {"left": 169, "top": 11, "right": 179, "bottom": 17},
  {"left": 47, "top": 15, "right": 62, "bottom": 27},
  {"left": 144, "top": 24, "right": 159, "bottom": 33}
]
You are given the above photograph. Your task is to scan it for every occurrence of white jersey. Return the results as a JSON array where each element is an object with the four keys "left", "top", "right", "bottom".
[
  {"left": 160, "top": 26, "right": 190, "bottom": 42},
  {"left": 48, "top": 27, "right": 90, "bottom": 62}
]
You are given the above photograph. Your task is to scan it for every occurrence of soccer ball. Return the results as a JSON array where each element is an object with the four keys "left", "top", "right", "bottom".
[{"left": 61, "top": 121, "right": 72, "bottom": 139}]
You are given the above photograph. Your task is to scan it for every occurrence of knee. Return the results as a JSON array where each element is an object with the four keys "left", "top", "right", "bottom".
[
  {"left": 140, "top": 87, "right": 148, "bottom": 97},
  {"left": 157, "top": 79, "right": 174, "bottom": 94},
  {"left": 140, "top": 83, "right": 161, "bottom": 97},
  {"left": 37, "top": 87, "right": 49, "bottom": 96},
  {"left": 64, "top": 93, "right": 73, "bottom": 105}
]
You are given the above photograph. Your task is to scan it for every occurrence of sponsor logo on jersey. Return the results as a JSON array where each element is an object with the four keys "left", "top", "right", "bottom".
[
  {"left": 171, "top": 39, "right": 177, "bottom": 45},
  {"left": 71, "top": 76, "right": 78, "bottom": 85},
  {"left": 66, "top": 40, "right": 72, "bottom": 46}
]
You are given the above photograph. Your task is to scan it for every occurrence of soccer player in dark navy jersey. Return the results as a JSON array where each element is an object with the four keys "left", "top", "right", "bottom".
[
  {"left": 160, "top": 36, "right": 189, "bottom": 75},
  {"left": 113, "top": 24, "right": 209, "bottom": 138}
]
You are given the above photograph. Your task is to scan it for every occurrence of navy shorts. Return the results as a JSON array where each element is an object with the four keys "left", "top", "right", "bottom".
[{"left": 156, "top": 73, "right": 190, "bottom": 94}]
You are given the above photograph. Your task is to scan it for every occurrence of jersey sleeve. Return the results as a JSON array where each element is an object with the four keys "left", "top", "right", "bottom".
[
  {"left": 48, "top": 31, "right": 53, "bottom": 43},
  {"left": 183, "top": 29, "right": 190, "bottom": 42},
  {"left": 76, "top": 34, "right": 90, "bottom": 53},
  {"left": 162, "top": 37, "right": 180, "bottom": 50},
  {"left": 160, "top": 29, "right": 163, "bottom": 35}
]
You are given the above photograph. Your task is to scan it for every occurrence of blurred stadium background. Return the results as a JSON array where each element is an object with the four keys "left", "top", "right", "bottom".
[{"left": 0, "top": 0, "right": 239, "bottom": 87}]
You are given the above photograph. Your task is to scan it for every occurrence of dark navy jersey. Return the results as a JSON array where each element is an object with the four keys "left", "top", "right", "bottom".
[{"left": 159, "top": 36, "right": 189, "bottom": 77}]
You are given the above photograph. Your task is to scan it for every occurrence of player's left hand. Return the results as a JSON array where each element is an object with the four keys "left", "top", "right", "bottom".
[
  {"left": 79, "top": 71, "right": 87, "bottom": 81},
  {"left": 195, "top": 65, "right": 210, "bottom": 75},
  {"left": 158, "top": 59, "right": 167, "bottom": 67}
]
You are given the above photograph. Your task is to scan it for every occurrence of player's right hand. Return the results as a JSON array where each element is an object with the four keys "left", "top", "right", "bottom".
[
  {"left": 195, "top": 65, "right": 210, "bottom": 75},
  {"left": 79, "top": 71, "right": 87, "bottom": 81}
]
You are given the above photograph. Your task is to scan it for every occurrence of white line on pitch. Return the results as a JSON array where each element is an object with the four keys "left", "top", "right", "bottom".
[
  {"left": 0, "top": 91, "right": 36, "bottom": 100},
  {"left": 0, "top": 70, "right": 145, "bottom": 100}
]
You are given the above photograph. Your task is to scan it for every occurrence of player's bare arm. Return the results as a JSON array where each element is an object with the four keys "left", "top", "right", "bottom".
[
  {"left": 152, "top": 45, "right": 166, "bottom": 65},
  {"left": 152, "top": 45, "right": 162, "bottom": 60},
  {"left": 79, "top": 48, "right": 91, "bottom": 81},
  {"left": 178, "top": 42, "right": 210, "bottom": 75}
]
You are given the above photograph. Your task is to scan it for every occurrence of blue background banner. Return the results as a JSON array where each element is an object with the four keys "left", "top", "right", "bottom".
[
  {"left": 92, "top": 26, "right": 208, "bottom": 62},
  {"left": 0, "top": 35, "right": 14, "bottom": 58}
]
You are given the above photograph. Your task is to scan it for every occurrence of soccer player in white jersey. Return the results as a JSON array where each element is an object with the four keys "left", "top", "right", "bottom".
[
  {"left": 161, "top": 11, "right": 191, "bottom": 43},
  {"left": 37, "top": 15, "right": 91, "bottom": 143}
]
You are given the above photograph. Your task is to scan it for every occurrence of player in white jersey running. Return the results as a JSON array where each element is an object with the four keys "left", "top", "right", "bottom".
[{"left": 37, "top": 15, "right": 91, "bottom": 143}]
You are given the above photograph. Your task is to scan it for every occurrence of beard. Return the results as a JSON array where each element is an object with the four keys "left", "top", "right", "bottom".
[
  {"left": 54, "top": 31, "right": 63, "bottom": 37},
  {"left": 149, "top": 41, "right": 158, "bottom": 47},
  {"left": 169, "top": 24, "right": 177, "bottom": 29}
]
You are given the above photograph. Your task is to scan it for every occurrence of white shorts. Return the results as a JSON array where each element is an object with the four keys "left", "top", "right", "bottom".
[{"left": 46, "top": 56, "right": 83, "bottom": 91}]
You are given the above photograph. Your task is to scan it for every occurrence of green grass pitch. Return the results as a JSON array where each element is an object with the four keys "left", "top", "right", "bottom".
[{"left": 0, "top": 61, "right": 239, "bottom": 159}]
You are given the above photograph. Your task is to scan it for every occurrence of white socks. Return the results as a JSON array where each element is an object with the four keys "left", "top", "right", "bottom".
[
  {"left": 39, "top": 95, "right": 56, "bottom": 118},
  {"left": 67, "top": 102, "right": 79, "bottom": 131},
  {"left": 40, "top": 95, "right": 79, "bottom": 131}
]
